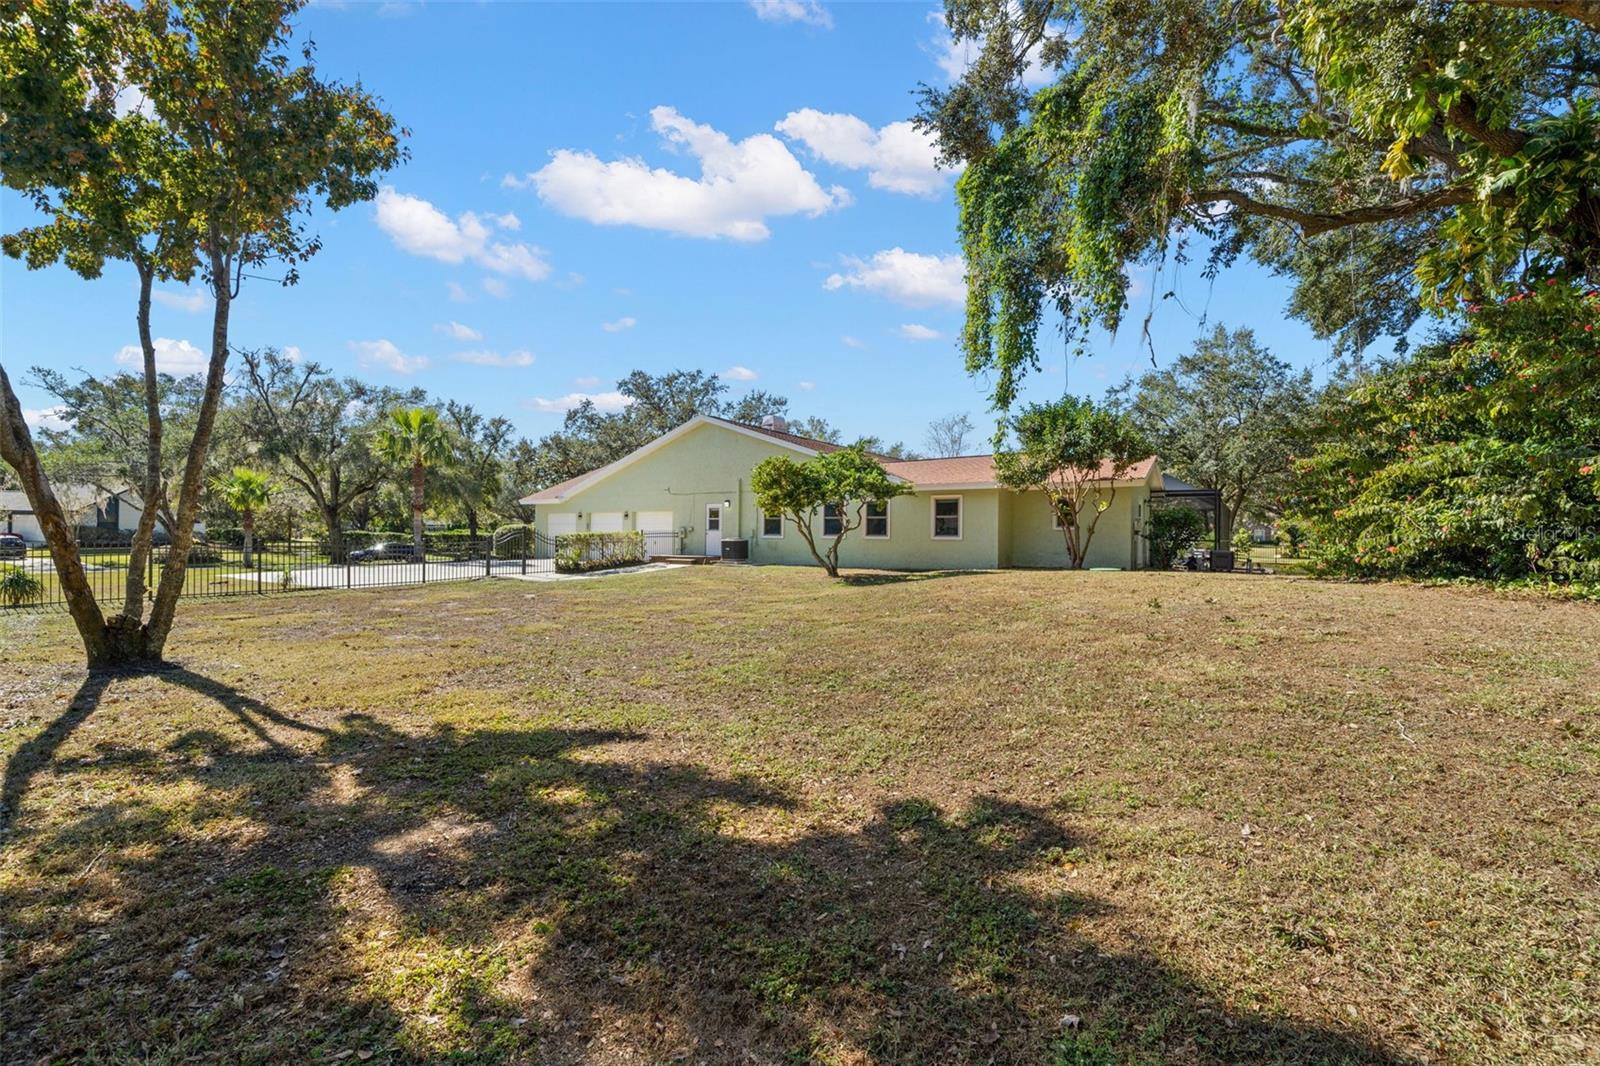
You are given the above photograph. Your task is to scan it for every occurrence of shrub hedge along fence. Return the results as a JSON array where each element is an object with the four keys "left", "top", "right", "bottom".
[{"left": 554, "top": 531, "right": 646, "bottom": 573}]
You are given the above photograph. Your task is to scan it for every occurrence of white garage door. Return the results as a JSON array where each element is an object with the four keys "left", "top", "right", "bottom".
[
  {"left": 589, "top": 512, "right": 625, "bottom": 533},
  {"left": 547, "top": 513, "right": 578, "bottom": 536},
  {"left": 636, "top": 510, "right": 675, "bottom": 556}
]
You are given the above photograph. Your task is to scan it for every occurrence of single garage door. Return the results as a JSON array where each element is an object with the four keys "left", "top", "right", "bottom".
[
  {"left": 547, "top": 513, "right": 578, "bottom": 536},
  {"left": 636, "top": 510, "right": 675, "bottom": 556},
  {"left": 589, "top": 512, "right": 625, "bottom": 533}
]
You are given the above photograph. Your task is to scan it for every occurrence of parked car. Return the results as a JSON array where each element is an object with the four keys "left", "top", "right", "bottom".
[
  {"left": 0, "top": 533, "right": 27, "bottom": 560},
  {"left": 349, "top": 542, "right": 421, "bottom": 563}
]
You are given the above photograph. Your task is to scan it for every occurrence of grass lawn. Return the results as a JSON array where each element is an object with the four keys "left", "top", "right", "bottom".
[{"left": 3, "top": 568, "right": 1596, "bottom": 1064}]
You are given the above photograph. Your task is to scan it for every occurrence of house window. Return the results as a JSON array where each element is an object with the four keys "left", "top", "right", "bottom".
[
  {"left": 932, "top": 496, "right": 962, "bottom": 540},
  {"left": 864, "top": 500, "right": 889, "bottom": 538},
  {"left": 822, "top": 503, "right": 843, "bottom": 536},
  {"left": 762, "top": 511, "right": 783, "bottom": 538}
]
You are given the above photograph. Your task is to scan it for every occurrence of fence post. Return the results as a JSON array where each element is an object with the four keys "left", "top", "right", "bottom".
[
  {"left": 346, "top": 547, "right": 352, "bottom": 589},
  {"left": 255, "top": 547, "right": 262, "bottom": 594},
  {"left": 521, "top": 528, "right": 527, "bottom": 575},
  {"left": 484, "top": 535, "right": 491, "bottom": 577}
]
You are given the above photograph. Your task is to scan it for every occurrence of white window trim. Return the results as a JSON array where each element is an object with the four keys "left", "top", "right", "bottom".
[
  {"left": 705, "top": 503, "right": 723, "bottom": 533},
  {"left": 760, "top": 509, "right": 784, "bottom": 539},
  {"left": 931, "top": 495, "right": 963, "bottom": 541},
  {"left": 864, "top": 499, "right": 891, "bottom": 539},
  {"left": 821, "top": 502, "right": 843, "bottom": 538}
]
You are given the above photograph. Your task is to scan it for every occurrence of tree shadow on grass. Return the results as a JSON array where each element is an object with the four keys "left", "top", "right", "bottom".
[{"left": 4, "top": 669, "right": 1418, "bottom": 1064}]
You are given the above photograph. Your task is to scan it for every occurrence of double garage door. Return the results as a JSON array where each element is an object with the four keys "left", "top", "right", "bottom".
[{"left": 549, "top": 511, "right": 675, "bottom": 554}]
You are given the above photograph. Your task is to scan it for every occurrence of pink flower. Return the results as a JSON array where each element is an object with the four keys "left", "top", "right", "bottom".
[{"left": 1582, "top": 465, "right": 1595, "bottom": 475}]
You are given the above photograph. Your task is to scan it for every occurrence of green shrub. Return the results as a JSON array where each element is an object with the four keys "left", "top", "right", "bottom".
[
  {"left": 154, "top": 541, "right": 224, "bottom": 567},
  {"left": 554, "top": 531, "right": 646, "bottom": 573},
  {"left": 0, "top": 565, "right": 44, "bottom": 607},
  {"left": 1143, "top": 506, "right": 1208, "bottom": 569},
  {"left": 1287, "top": 280, "right": 1600, "bottom": 586},
  {"left": 1278, "top": 519, "right": 1305, "bottom": 555}
]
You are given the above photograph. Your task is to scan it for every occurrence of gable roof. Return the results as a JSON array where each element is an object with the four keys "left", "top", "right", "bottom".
[
  {"left": 520, "top": 415, "right": 839, "bottom": 504},
  {"left": 0, "top": 484, "right": 110, "bottom": 515}
]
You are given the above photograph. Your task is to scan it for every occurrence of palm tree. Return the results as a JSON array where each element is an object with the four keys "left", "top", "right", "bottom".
[
  {"left": 375, "top": 407, "right": 454, "bottom": 555},
  {"left": 211, "top": 467, "right": 275, "bottom": 567}
]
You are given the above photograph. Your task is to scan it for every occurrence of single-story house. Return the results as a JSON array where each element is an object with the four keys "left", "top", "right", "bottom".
[
  {"left": 0, "top": 485, "right": 202, "bottom": 545},
  {"left": 521, "top": 415, "right": 1162, "bottom": 570}
]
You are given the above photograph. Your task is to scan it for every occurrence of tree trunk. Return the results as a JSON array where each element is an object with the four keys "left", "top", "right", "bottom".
[
  {"left": 466, "top": 507, "right": 479, "bottom": 541},
  {"left": 122, "top": 258, "right": 164, "bottom": 621},
  {"left": 0, "top": 364, "right": 117, "bottom": 666},
  {"left": 143, "top": 240, "right": 235, "bottom": 660},
  {"left": 242, "top": 509, "right": 255, "bottom": 568},
  {"left": 410, "top": 459, "right": 425, "bottom": 554},
  {"left": 325, "top": 508, "right": 346, "bottom": 564}
]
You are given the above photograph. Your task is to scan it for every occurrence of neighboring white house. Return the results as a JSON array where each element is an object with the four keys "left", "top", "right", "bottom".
[{"left": 0, "top": 485, "right": 203, "bottom": 545}]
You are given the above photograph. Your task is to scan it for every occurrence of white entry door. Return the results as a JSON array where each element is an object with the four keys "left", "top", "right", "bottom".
[{"left": 704, "top": 503, "right": 723, "bottom": 557}]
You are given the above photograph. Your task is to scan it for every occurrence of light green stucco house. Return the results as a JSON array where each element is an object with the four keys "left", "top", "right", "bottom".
[{"left": 521, "top": 415, "right": 1162, "bottom": 570}]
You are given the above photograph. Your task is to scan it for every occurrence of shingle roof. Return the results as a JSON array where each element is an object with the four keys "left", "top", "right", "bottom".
[
  {"left": 885, "top": 454, "right": 1157, "bottom": 488},
  {"left": 709, "top": 416, "right": 860, "bottom": 456}
]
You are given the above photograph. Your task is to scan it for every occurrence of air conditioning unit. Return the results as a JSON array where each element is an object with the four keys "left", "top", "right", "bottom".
[{"left": 761, "top": 415, "right": 788, "bottom": 432}]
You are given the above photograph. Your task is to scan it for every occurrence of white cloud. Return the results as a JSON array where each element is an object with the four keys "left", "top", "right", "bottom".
[
  {"left": 374, "top": 187, "right": 550, "bottom": 280},
  {"left": 749, "top": 0, "right": 832, "bottom": 28},
  {"left": 23, "top": 405, "right": 70, "bottom": 432},
  {"left": 514, "top": 106, "right": 849, "bottom": 241},
  {"left": 574, "top": 375, "right": 601, "bottom": 387},
  {"left": 824, "top": 248, "right": 965, "bottom": 307},
  {"left": 722, "top": 365, "right": 758, "bottom": 381},
  {"left": 797, "top": 380, "right": 816, "bottom": 391},
  {"left": 482, "top": 277, "right": 509, "bottom": 298},
  {"left": 152, "top": 288, "right": 206, "bottom": 313},
  {"left": 897, "top": 323, "right": 943, "bottom": 341},
  {"left": 775, "top": 109, "right": 949, "bottom": 196},
  {"left": 528, "top": 391, "right": 634, "bottom": 414},
  {"left": 114, "top": 337, "right": 208, "bottom": 376},
  {"left": 926, "top": 7, "right": 1059, "bottom": 89},
  {"left": 435, "top": 320, "right": 483, "bottom": 341},
  {"left": 840, "top": 334, "right": 865, "bottom": 349},
  {"left": 447, "top": 281, "right": 471, "bottom": 303},
  {"left": 283, "top": 345, "right": 306, "bottom": 364},
  {"left": 349, "top": 339, "right": 428, "bottom": 375},
  {"left": 601, "top": 316, "right": 637, "bottom": 333},
  {"left": 452, "top": 349, "right": 536, "bottom": 367}
]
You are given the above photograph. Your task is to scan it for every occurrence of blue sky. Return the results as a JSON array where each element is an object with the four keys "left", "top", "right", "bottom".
[{"left": 2, "top": 0, "right": 1339, "bottom": 451}]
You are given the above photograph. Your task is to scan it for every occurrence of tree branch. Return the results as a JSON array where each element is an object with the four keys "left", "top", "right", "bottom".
[
  {"left": 1451, "top": 0, "right": 1600, "bottom": 32},
  {"left": 1190, "top": 183, "right": 1490, "bottom": 236}
]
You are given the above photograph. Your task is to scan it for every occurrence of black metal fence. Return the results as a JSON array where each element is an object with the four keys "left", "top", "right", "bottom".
[{"left": 0, "top": 527, "right": 557, "bottom": 612}]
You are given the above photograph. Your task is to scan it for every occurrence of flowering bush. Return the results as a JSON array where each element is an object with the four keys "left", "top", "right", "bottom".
[{"left": 1286, "top": 281, "right": 1600, "bottom": 587}]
